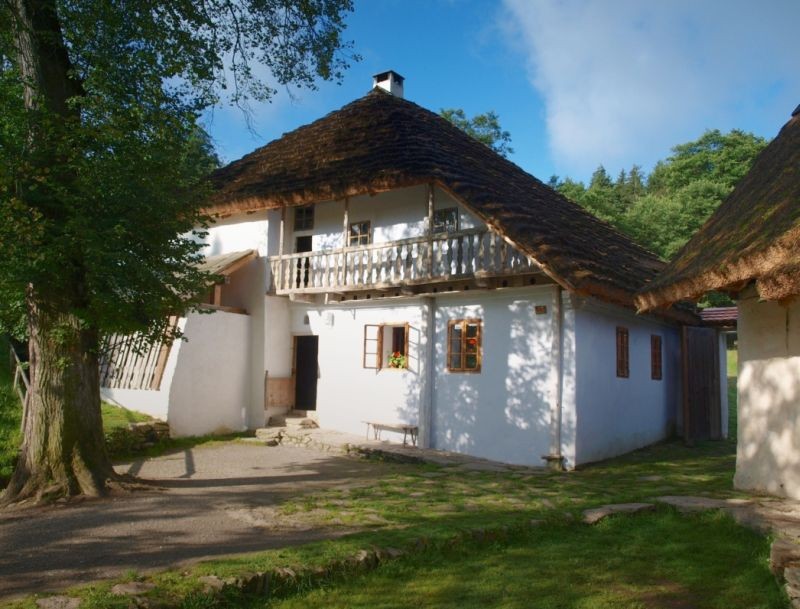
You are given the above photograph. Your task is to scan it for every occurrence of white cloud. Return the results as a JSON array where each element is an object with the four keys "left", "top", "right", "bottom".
[{"left": 501, "top": 0, "right": 800, "bottom": 177}]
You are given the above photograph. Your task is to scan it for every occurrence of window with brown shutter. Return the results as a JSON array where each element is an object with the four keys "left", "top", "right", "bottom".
[
  {"left": 651, "top": 335, "right": 663, "bottom": 380},
  {"left": 616, "top": 327, "right": 629, "bottom": 378}
]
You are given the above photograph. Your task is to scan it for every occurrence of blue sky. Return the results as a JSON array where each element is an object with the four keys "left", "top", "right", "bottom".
[{"left": 202, "top": 0, "right": 800, "bottom": 184}]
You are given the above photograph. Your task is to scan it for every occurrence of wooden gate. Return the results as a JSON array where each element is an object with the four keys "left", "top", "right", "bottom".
[{"left": 681, "top": 326, "right": 722, "bottom": 441}]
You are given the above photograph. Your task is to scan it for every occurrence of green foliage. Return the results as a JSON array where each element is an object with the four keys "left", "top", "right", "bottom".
[
  {"left": 440, "top": 108, "right": 514, "bottom": 157},
  {"left": 0, "top": 336, "right": 21, "bottom": 484},
  {"left": 0, "top": 0, "right": 357, "bottom": 345},
  {"left": 552, "top": 129, "right": 768, "bottom": 305}
]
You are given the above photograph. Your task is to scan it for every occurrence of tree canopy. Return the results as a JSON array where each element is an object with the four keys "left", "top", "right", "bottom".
[
  {"left": 440, "top": 108, "right": 514, "bottom": 157},
  {"left": 0, "top": 0, "right": 357, "bottom": 503},
  {"left": 551, "top": 129, "right": 768, "bottom": 261}
]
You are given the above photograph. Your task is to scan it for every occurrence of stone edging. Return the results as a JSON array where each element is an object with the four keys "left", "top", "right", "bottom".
[{"left": 34, "top": 518, "right": 545, "bottom": 609}]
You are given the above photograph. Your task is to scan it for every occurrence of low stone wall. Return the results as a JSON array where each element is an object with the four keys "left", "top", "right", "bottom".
[{"left": 105, "top": 421, "right": 170, "bottom": 455}]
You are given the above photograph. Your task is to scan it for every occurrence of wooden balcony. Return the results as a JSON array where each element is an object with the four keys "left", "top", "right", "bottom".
[{"left": 269, "top": 229, "right": 537, "bottom": 295}]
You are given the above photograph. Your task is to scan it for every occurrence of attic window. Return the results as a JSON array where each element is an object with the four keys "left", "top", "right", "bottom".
[
  {"left": 349, "top": 221, "right": 371, "bottom": 246},
  {"left": 294, "top": 206, "right": 314, "bottom": 231},
  {"left": 433, "top": 208, "right": 458, "bottom": 233},
  {"left": 616, "top": 327, "right": 629, "bottom": 378}
]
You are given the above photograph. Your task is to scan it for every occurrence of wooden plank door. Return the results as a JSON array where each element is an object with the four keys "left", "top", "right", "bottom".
[{"left": 681, "top": 326, "right": 721, "bottom": 441}]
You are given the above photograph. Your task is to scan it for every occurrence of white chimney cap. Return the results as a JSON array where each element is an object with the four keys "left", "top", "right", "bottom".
[{"left": 372, "top": 70, "right": 405, "bottom": 98}]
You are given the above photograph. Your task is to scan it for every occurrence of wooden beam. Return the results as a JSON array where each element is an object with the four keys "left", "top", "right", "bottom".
[
  {"left": 427, "top": 184, "right": 434, "bottom": 278},
  {"left": 219, "top": 251, "right": 258, "bottom": 276},
  {"left": 342, "top": 197, "right": 350, "bottom": 247}
]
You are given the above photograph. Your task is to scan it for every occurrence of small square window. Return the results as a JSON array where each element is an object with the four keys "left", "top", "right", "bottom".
[
  {"left": 616, "top": 327, "right": 629, "bottom": 378},
  {"left": 349, "top": 220, "right": 371, "bottom": 246},
  {"left": 433, "top": 208, "right": 459, "bottom": 233},
  {"left": 294, "top": 206, "right": 314, "bottom": 231},
  {"left": 363, "top": 323, "right": 409, "bottom": 370},
  {"left": 448, "top": 319, "right": 481, "bottom": 372}
]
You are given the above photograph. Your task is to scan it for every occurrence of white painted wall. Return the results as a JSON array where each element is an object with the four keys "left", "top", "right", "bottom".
[
  {"left": 735, "top": 289, "right": 800, "bottom": 499},
  {"left": 572, "top": 299, "right": 680, "bottom": 466},
  {"left": 167, "top": 310, "right": 251, "bottom": 437},
  {"left": 290, "top": 185, "right": 484, "bottom": 252},
  {"left": 202, "top": 210, "right": 269, "bottom": 257},
  {"left": 291, "top": 300, "right": 427, "bottom": 442},
  {"left": 431, "top": 287, "right": 557, "bottom": 467}
]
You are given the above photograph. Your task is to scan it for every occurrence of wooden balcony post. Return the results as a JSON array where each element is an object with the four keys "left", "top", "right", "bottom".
[
  {"left": 427, "top": 183, "right": 434, "bottom": 278},
  {"left": 278, "top": 206, "right": 286, "bottom": 290}
]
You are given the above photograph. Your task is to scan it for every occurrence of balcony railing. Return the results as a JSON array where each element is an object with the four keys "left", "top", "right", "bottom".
[{"left": 269, "top": 229, "right": 536, "bottom": 295}]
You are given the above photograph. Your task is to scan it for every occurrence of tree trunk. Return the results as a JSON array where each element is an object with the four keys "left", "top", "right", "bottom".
[
  {"left": 2, "top": 307, "right": 114, "bottom": 503},
  {"left": 2, "top": 0, "right": 118, "bottom": 504}
]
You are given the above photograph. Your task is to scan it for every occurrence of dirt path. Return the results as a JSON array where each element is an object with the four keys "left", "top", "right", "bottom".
[{"left": 0, "top": 443, "right": 401, "bottom": 599}]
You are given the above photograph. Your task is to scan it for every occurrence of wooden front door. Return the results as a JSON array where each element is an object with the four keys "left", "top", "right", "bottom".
[
  {"left": 294, "top": 335, "right": 319, "bottom": 411},
  {"left": 681, "top": 326, "right": 722, "bottom": 441}
]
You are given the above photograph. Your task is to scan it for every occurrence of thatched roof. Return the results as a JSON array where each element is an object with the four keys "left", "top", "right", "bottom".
[
  {"left": 209, "top": 89, "right": 674, "bottom": 311},
  {"left": 638, "top": 108, "right": 800, "bottom": 310}
]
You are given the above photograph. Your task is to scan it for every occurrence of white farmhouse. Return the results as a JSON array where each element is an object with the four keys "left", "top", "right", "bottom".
[
  {"left": 639, "top": 104, "right": 800, "bottom": 497},
  {"left": 103, "top": 72, "right": 704, "bottom": 469}
]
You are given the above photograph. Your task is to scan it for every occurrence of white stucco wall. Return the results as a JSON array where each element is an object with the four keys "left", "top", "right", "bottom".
[
  {"left": 735, "top": 290, "right": 800, "bottom": 499},
  {"left": 431, "top": 287, "right": 557, "bottom": 467},
  {"left": 572, "top": 299, "right": 680, "bottom": 466},
  {"left": 202, "top": 210, "right": 269, "bottom": 257},
  {"left": 290, "top": 185, "right": 484, "bottom": 252},
  {"left": 292, "top": 301, "right": 428, "bottom": 442},
  {"left": 167, "top": 311, "right": 251, "bottom": 437}
]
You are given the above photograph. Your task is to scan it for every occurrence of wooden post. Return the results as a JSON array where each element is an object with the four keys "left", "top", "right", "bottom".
[
  {"left": 342, "top": 198, "right": 350, "bottom": 285},
  {"left": 278, "top": 206, "right": 286, "bottom": 290},
  {"left": 342, "top": 197, "right": 350, "bottom": 247},
  {"left": 427, "top": 184, "right": 434, "bottom": 278},
  {"left": 681, "top": 325, "right": 691, "bottom": 445}
]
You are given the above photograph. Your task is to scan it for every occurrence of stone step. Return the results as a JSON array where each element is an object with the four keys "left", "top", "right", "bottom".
[{"left": 267, "top": 413, "right": 318, "bottom": 429}]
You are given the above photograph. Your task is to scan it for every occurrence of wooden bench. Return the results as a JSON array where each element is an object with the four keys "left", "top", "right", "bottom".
[{"left": 363, "top": 421, "right": 419, "bottom": 447}]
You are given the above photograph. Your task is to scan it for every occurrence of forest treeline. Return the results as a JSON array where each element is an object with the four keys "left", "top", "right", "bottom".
[{"left": 547, "top": 129, "right": 768, "bottom": 263}]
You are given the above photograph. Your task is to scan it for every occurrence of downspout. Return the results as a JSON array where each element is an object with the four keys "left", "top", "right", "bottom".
[
  {"left": 543, "top": 285, "right": 565, "bottom": 470},
  {"left": 420, "top": 295, "right": 436, "bottom": 448}
]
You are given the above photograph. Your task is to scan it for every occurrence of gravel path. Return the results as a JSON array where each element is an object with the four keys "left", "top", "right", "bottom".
[{"left": 0, "top": 443, "right": 399, "bottom": 599}]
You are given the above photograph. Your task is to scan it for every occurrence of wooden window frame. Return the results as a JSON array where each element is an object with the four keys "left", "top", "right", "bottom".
[
  {"left": 616, "top": 326, "right": 629, "bottom": 378},
  {"left": 294, "top": 206, "right": 314, "bottom": 231},
  {"left": 363, "top": 323, "right": 410, "bottom": 370},
  {"left": 651, "top": 334, "right": 663, "bottom": 380},
  {"left": 447, "top": 319, "right": 482, "bottom": 373},
  {"left": 348, "top": 220, "right": 371, "bottom": 246},
  {"left": 433, "top": 207, "right": 459, "bottom": 234},
  {"left": 363, "top": 324, "right": 382, "bottom": 369}
]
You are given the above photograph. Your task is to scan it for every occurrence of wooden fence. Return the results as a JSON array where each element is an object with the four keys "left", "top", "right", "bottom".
[
  {"left": 9, "top": 345, "right": 29, "bottom": 432},
  {"left": 99, "top": 319, "right": 176, "bottom": 391}
]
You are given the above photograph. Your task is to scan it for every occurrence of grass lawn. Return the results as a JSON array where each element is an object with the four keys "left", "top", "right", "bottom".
[
  {"left": 0, "top": 335, "right": 155, "bottom": 483},
  {"left": 267, "top": 509, "right": 784, "bottom": 609},
  {"left": 3, "top": 341, "right": 779, "bottom": 609}
]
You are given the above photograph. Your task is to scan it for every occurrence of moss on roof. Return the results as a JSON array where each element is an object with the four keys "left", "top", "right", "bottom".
[{"left": 638, "top": 109, "right": 800, "bottom": 310}]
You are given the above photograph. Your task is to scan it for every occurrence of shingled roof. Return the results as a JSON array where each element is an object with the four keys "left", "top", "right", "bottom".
[
  {"left": 638, "top": 107, "right": 800, "bottom": 311},
  {"left": 209, "top": 89, "right": 672, "bottom": 310}
]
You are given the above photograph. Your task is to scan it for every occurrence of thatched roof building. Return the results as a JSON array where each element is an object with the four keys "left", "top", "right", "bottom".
[
  {"left": 638, "top": 107, "right": 800, "bottom": 310},
  {"left": 209, "top": 88, "right": 670, "bottom": 310}
]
